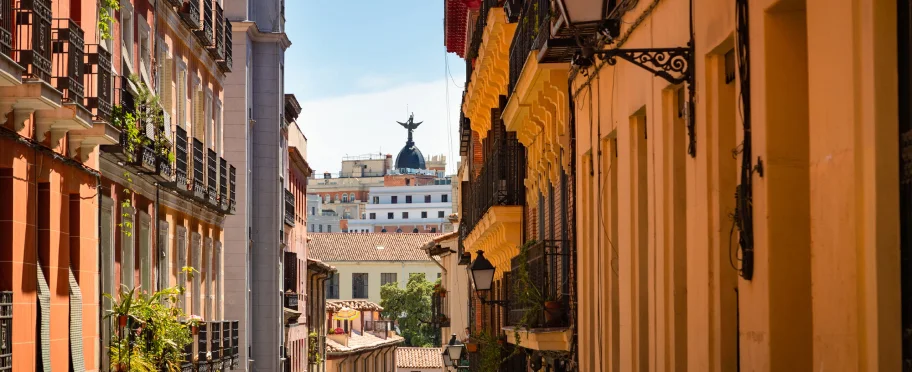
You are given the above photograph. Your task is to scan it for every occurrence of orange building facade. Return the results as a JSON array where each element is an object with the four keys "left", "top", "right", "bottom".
[{"left": 0, "top": 0, "right": 236, "bottom": 371}]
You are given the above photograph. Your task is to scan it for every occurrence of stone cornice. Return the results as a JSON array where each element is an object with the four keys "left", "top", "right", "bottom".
[{"left": 231, "top": 21, "right": 292, "bottom": 50}]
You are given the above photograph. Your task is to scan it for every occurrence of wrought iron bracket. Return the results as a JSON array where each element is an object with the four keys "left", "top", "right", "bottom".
[
  {"left": 480, "top": 297, "right": 510, "bottom": 308},
  {"left": 593, "top": 44, "right": 693, "bottom": 85}
]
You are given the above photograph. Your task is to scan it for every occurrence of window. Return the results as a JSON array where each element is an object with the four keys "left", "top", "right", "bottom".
[
  {"left": 138, "top": 213, "right": 152, "bottom": 293},
  {"left": 326, "top": 275, "right": 339, "bottom": 299},
  {"left": 421, "top": 211, "right": 427, "bottom": 218},
  {"left": 327, "top": 225, "right": 332, "bottom": 233},
  {"left": 388, "top": 213, "right": 394, "bottom": 220},
  {"left": 438, "top": 211, "right": 445, "bottom": 218},
  {"left": 352, "top": 273, "right": 369, "bottom": 298},
  {"left": 121, "top": 207, "right": 135, "bottom": 290},
  {"left": 311, "top": 207, "right": 315, "bottom": 215},
  {"left": 158, "top": 221, "right": 170, "bottom": 289},
  {"left": 319, "top": 225, "right": 323, "bottom": 232},
  {"left": 334, "top": 195, "right": 339, "bottom": 203},
  {"left": 310, "top": 224, "right": 314, "bottom": 232},
  {"left": 442, "top": 195, "right": 448, "bottom": 203},
  {"left": 406, "top": 195, "right": 412, "bottom": 203},
  {"left": 215, "top": 101, "right": 223, "bottom": 153},
  {"left": 204, "top": 238, "right": 213, "bottom": 320},
  {"left": 425, "top": 195, "right": 431, "bottom": 203},
  {"left": 396, "top": 228, "right": 403, "bottom": 233},
  {"left": 381, "top": 273, "right": 397, "bottom": 287},
  {"left": 370, "top": 213, "right": 376, "bottom": 220},
  {"left": 412, "top": 228, "right": 419, "bottom": 233},
  {"left": 325, "top": 195, "right": 331, "bottom": 203},
  {"left": 176, "top": 60, "right": 188, "bottom": 128},
  {"left": 372, "top": 196, "right": 379, "bottom": 204},
  {"left": 402, "top": 212, "right": 408, "bottom": 219},
  {"left": 214, "top": 242, "right": 222, "bottom": 320},
  {"left": 349, "top": 193, "right": 355, "bottom": 202},
  {"left": 431, "top": 227, "right": 437, "bottom": 233},
  {"left": 391, "top": 196, "right": 398, "bottom": 204},
  {"left": 191, "top": 233, "right": 202, "bottom": 316},
  {"left": 100, "top": 198, "right": 115, "bottom": 369},
  {"left": 120, "top": 0, "right": 135, "bottom": 72},
  {"left": 176, "top": 227, "right": 187, "bottom": 311},
  {"left": 342, "top": 194, "right": 348, "bottom": 203},
  {"left": 381, "top": 228, "right": 387, "bottom": 233},
  {"left": 137, "top": 15, "right": 152, "bottom": 84}
]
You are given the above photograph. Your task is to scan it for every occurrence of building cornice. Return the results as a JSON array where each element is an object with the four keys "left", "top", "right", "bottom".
[{"left": 231, "top": 21, "right": 292, "bottom": 50}]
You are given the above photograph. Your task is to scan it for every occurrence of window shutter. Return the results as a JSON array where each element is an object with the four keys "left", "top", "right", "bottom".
[
  {"left": 159, "top": 222, "right": 170, "bottom": 290},
  {"left": 194, "top": 89, "right": 205, "bottom": 140},
  {"left": 68, "top": 267, "right": 85, "bottom": 372},
  {"left": 161, "top": 58, "right": 173, "bottom": 116},
  {"left": 177, "top": 227, "right": 187, "bottom": 312}
]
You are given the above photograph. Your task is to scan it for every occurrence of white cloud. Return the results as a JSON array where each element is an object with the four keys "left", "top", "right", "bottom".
[{"left": 299, "top": 79, "right": 464, "bottom": 176}]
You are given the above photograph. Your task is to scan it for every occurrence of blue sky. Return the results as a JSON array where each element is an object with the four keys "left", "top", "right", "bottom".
[{"left": 285, "top": 0, "right": 466, "bottom": 175}]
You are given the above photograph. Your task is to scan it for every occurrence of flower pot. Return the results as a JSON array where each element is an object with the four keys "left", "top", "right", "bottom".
[
  {"left": 543, "top": 301, "right": 564, "bottom": 327},
  {"left": 465, "top": 343, "right": 478, "bottom": 353},
  {"left": 191, "top": 325, "right": 199, "bottom": 335},
  {"left": 118, "top": 315, "right": 128, "bottom": 328},
  {"left": 439, "top": 291, "right": 447, "bottom": 298}
]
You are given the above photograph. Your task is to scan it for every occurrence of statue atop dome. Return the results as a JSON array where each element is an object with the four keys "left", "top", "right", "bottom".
[{"left": 396, "top": 113, "right": 423, "bottom": 144}]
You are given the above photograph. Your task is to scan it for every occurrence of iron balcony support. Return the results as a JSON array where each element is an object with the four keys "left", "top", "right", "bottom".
[{"left": 586, "top": 41, "right": 698, "bottom": 157}]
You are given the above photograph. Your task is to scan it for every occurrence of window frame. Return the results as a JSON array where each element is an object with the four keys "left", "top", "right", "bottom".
[{"left": 352, "top": 273, "right": 369, "bottom": 299}]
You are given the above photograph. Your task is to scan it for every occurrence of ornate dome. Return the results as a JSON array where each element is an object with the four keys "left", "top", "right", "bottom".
[
  {"left": 395, "top": 143, "right": 426, "bottom": 169},
  {"left": 394, "top": 113, "right": 427, "bottom": 170}
]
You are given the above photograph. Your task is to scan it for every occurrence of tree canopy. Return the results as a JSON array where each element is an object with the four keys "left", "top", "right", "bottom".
[{"left": 380, "top": 273, "right": 438, "bottom": 347}]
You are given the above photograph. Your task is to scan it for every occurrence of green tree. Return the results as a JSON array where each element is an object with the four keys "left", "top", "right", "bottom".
[{"left": 380, "top": 273, "right": 438, "bottom": 347}]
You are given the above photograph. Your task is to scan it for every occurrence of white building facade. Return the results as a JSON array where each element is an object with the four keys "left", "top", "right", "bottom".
[{"left": 348, "top": 182, "right": 454, "bottom": 233}]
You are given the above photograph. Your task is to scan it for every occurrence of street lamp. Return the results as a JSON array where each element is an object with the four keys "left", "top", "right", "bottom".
[
  {"left": 446, "top": 334, "right": 464, "bottom": 361},
  {"left": 554, "top": 0, "right": 614, "bottom": 26},
  {"left": 442, "top": 349, "right": 454, "bottom": 367},
  {"left": 469, "top": 251, "right": 495, "bottom": 291},
  {"left": 469, "top": 251, "right": 509, "bottom": 307}
]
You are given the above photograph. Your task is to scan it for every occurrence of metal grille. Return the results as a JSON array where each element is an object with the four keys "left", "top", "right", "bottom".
[
  {"left": 284, "top": 189, "right": 295, "bottom": 226},
  {"left": 180, "top": 0, "right": 200, "bottom": 29},
  {"left": 193, "top": 139, "right": 205, "bottom": 199},
  {"left": 220, "top": 20, "right": 232, "bottom": 71},
  {"left": 207, "top": 148, "right": 217, "bottom": 205},
  {"left": 352, "top": 273, "right": 368, "bottom": 299},
  {"left": 507, "top": 0, "right": 549, "bottom": 96},
  {"left": 219, "top": 157, "right": 228, "bottom": 208},
  {"left": 51, "top": 19, "right": 84, "bottom": 105},
  {"left": 14, "top": 0, "right": 53, "bottom": 81},
  {"left": 213, "top": 2, "right": 224, "bottom": 58},
  {"left": 175, "top": 126, "right": 189, "bottom": 188},
  {"left": 221, "top": 321, "right": 230, "bottom": 361},
  {"left": 508, "top": 240, "right": 570, "bottom": 327},
  {"left": 284, "top": 252, "right": 297, "bottom": 293},
  {"left": 461, "top": 135, "right": 526, "bottom": 237},
  {"left": 197, "top": 321, "right": 209, "bottom": 365},
  {"left": 0, "top": 0, "right": 12, "bottom": 56},
  {"left": 196, "top": 0, "right": 212, "bottom": 46},
  {"left": 228, "top": 165, "right": 236, "bottom": 213},
  {"left": 0, "top": 292, "right": 11, "bottom": 372},
  {"left": 210, "top": 321, "right": 221, "bottom": 360},
  {"left": 84, "top": 44, "right": 112, "bottom": 122}
]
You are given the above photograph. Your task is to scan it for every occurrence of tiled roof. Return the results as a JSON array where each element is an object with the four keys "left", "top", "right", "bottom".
[
  {"left": 308, "top": 233, "right": 443, "bottom": 262},
  {"left": 325, "top": 332, "right": 404, "bottom": 355},
  {"left": 326, "top": 300, "right": 383, "bottom": 312},
  {"left": 397, "top": 347, "right": 445, "bottom": 369},
  {"left": 307, "top": 258, "right": 336, "bottom": 274}
]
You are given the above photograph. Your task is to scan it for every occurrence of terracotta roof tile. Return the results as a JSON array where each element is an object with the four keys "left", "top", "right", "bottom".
[
  {"left": 397, "top": 347, "right": 445, "bottom": 368},
  {"left": 308, "top": 233, "right": 443, "bottom": 262}
]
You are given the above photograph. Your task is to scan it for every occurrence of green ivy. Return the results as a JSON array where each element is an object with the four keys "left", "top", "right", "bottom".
[
  {"left": 98, "top": 0, "right": 119, "bottom": 41},
  {"left": 308, "top": 332, "right": 323, "bottom": 365}
]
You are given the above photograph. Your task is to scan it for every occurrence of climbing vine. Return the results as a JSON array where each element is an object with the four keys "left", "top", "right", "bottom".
[{"left": 98, "top": 0, "right": 119, "bottom": 41}]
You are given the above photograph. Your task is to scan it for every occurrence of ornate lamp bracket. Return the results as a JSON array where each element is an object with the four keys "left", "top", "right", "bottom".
[{"left": 593, "top": 44, "right": 693, "bottom": 85}]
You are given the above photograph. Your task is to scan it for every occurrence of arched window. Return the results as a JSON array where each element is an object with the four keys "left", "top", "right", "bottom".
[
  {"left": 412, "top": 228, "right": 419, "bottom": 233},
  {"left": 334, "top": 194, "right": 340, "bottom": 202},
  {"left": 381, "top": 228, "right": 387, "bottom": 233},
  {"left": 396, "top": 228, "right": 403, "bottom": 233},
  {"left": 342, "top": 194, "right": 348, "bottom": 203},
  {"left": 349, "top": 193, "right": 356, "bottom": 202},
  {"left": 324, "top": 195, "right": 330, "bottom": 203}
]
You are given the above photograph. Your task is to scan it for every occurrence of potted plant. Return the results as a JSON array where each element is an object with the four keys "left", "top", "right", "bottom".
[
  {"left": 464, "top": 338, "right": 479, "bottom": 353},
  {"left": 188, "top": 314, "right": 203, "bottom": 334}
]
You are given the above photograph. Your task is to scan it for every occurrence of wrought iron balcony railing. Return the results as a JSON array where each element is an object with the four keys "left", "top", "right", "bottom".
[
  {"left": 284, "top": 189, "right": 295, "bottom": 227},
  {"left": 432, "top": 288, "right": 449, "bottom": 327},
  {"left": 210, "top": 321, "right": 222, "bottom": 362},
  {"left": 218, "top": 20, "right": 232, "bottom": 72},
  {"left": 195, "top": 0, "right": 213, "bottom": 46},
  {"left": 175, "top": 126, "right": 190, "bottom": 191},
  {"left": 197, "top": 321, "right": 209, "bottom": 368},
  {"left": 0, "top": 291, "right": 11, "bottom": 372},
  {"left": 192, "top": 138, "right": 206, "bottom": 200},
  {"left": 51, "top": 19, "right": 84, "bottom": 106},
  {"left": 165, "top": 0, "right": 181, "bottom": 7},
  {"left": 507, "top": 0, "right": 549, "bottom": 96},
  {"left": 466, "top": 0, "right": 502, "bottom": 62},
  {"left": 154, "top": 118, "right": 174, "bottom": 182},
  {"left": 0, "top": 0, "right": 12, "bottom": 57},
  {"left": 460, "top": 137, "right": 526, "bottom": 237},
  {"left": 229, "top": 165, "right": 236, "bottom": 213},
  {"left": 84, "top": 44, "right": 112, "bottom": 123},
  {"left": 284, "top": 293, "right": 299, "bottom": 310},
  {"left": 220, "top": 320, "right": 232, "bottom": 362},
  {"left": 180, "top": 322, "right": 193, "bottom": 371},
  {"left": 284, "top": 251, "right": 297, "bottom": 292},
  {"left": 219, "top": 157, "right": 228, "bottom": 210},
  {"left": 14, "top": 0, "right": 52, "bottom": 82},
  {"left": 207, "top": 148, "right": 218, "bottom": 206},
  {"left": 507, "top": 240, "right": 571, "bottom": 328},
  {"left": 212, "top": 3, "right": 224, "bottom": 59},
  {"left": 180, "top": 0, "right": 200, "bottom": 29}
]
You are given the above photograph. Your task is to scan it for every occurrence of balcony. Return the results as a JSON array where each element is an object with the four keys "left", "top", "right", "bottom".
[
  {"left": 207, "top": 148, "right": 218, "bottom": 206},
  {"left": 180, "top": 0, "right": 200, "bottom": 29},
  {"left": 461, "top": 138, "right": 526, "bottom": 236},
  {"left": 14, "top": 0, "right": 53, "bottom": 82},
  {"left": 165, "top": 0, "right": 182, "bottom": 7},
  {"left": 153, "top": 116, "right": 174, "bottom": 182},
  {"left": 284, "top": 252, "right": 297, "bottom": 294},
  {"left": 174, "top": 126, "right": 191, "bottom": 193},
  {"left": 191, "top": 320, "right": 238, "bottom": 371},
  {"left": 503, "top": 240, "right": 572, "bottom": 351},
  {"left": 432, "top": 287, "right": 449, "bottom": 327},
  {"left": 364, "top": 320, "right": 394, "bottom": 340},
  {"left": 195, "top": 0, "right": 213, "bottom": 47},
  {"left": 197, "top": 322, "right": 209, "bottom": 370},
  {"left": 192, "top": 138, "right": 206, "bottom": 200},
  {"left": 507, "top": 0, "right": 548, "bottom": 97},
  {"left": 83, "top": 45, "right": 112, "bottom": 123},
  {"left": 210, "top": 3, "right": 224, "bottom": 60},
  {"left": 284, "top": 189, "right": 295, "bottom": 227},
  {"left": 51, "top": 19, "right": 84, "bottom": 106},
  {"left": 218, "top": 20, "right": 232, "bottom": 72},
  {"left": 284, "top": 293, "right": 299, "bottom": 310},
  {"left": 0, "top": 291, "right": 11, "bottom": 372},
  {"left": 219, "top": 157, "right": 228, "bottom": 211},
  {"left": 228, "top": 165, "right": 236, "bottom": 213}
]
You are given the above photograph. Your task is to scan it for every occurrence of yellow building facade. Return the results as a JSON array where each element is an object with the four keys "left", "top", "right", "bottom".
[{"left": 449, "top": 0, "right": 907, "bottom": 370}]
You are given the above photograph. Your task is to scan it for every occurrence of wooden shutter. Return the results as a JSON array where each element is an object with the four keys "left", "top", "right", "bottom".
[
  {"left": 161, "top": 58, "right": 173, "bottom": 116},
  {"left": 194, "top": 89, "right": 205, "bottom": 140}
]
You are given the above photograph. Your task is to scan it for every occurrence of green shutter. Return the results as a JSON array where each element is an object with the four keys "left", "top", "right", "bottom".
[{"left": 68, "top": 267, "right": 85, "bottom": 372}]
